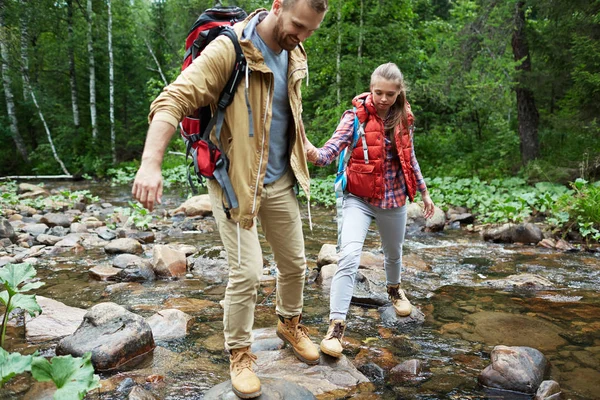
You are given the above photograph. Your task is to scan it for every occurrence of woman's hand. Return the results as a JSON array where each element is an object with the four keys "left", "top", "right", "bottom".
[{"left": 421, "top": 191, "right": 435, "bottom": 219}]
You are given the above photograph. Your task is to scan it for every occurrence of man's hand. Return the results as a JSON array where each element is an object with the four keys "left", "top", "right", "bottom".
[
  {"left": 132, "top": 163, "right": 163, "bottom": 211},
  {"left": 421, "top": 191, "right": 435, "bottom": 219}
]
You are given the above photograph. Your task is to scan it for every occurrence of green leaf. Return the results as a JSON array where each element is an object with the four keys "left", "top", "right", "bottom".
[
  {"left": 0, "top": 291, "right": 8, "bottom": 307},
  {"left": 10, "top": 293, "right": 42, "bottom": 318},
  {"left": 0, "top": 348, "right": 33, "bottom": 387},
  {"left": 0, "top": 264, "right": 37, "bottom": 295},
  {"left": 32, "top": 353, "right": 100, "bottom": 400},
  {"left": 20, "top": 282, "right": 45, "bottom": 293}
]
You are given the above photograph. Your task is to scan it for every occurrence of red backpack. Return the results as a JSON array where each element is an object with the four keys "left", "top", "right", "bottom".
[{"left": 180, "top": 6, "right": 247, "bottom": 216}]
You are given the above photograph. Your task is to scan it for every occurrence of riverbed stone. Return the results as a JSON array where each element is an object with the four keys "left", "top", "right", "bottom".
[
  {"left": 116, "top": 260, "right": 156, "bottom": 282},
  {"left": 461, "top": 311, "right": 566, "bottom": 351},
  {"left": 254, "top": 347, "right": 372, "bottom": 398},
  {"left": 40, "top": 212, "right": 72, "bottom": 227},
  {"left": 318, "top": 263, "right": 337, "bottom": 288},
  {"left": 425, "top": 206, "right": 446, "bottom": 232},
  {"left": 163, "top": 297, "right": 217, "bottom": 313},
  {"left": 478, "top": 345, "right": 548, "bottom": 394},
  {"left": 105, "top": 238, "right": 143, "bottom": 254},
  {"left": 483, "top": 273, "right": 555, "bottom": 290},
  {"left": 49, "top": 225, "right": 68, "bottom": 237},
  {"left": 389, "top": 359, "right": 422, "bottom": 384},
  {"left": 205, "top": 378, "right": 317, "bottom": 399},
  {"left": 113, "top": 254, "right": 145, "bottom": 269},
  {"left": 89, "top": 264, "right": 122, "bottom": 280},
  {"left": 25, "top": 296, "right": 86, "bottom": 342},
  {"left": 0, "top": 218, "right": 16, "bottom": 242},
  {"left": 317, "top": 243, "right": 338, "bottom": 267},
  {"left": 152, "top": 245, "right": 186, "bottom": 278},
  {"left": 56, "top": 302, "right": 156, "bottom": 371},
  {"left": 96, "top": 226, "right": 117, "bottom": 241},
  {"left": 54, "top": 233, "right": 83, "bottom": 247},
  {"left": 146, "top": 309, "right": 193, "bottom": 340},
  {"left": 35, "top": 233, "right": 62, "bottom": 246},
  {"left": 170, "top": 194, "right": 212, "bottom": 217},
  {"left": 17, "top": 183, "right": 48, "bottom": 198},
  {"left": 534, "top": 380, "right": 561, "bottom": 400},
  {"left": 22, "top": 223, "right": 49, "bottom": 237},
  {"left": 379, "top": 304, "right": 426, "bottom": 327},
  {"left": 351, "top": 269, "right": 388, "bottom": 306}
]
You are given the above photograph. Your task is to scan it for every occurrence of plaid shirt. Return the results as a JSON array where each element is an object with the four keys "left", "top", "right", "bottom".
[{"left": 314, "top": 110, "right": 428, "bottom": 209}]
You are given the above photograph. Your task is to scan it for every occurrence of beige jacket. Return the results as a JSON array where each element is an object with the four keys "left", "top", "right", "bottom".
[{"left": 149, "top": 10, "right": 311, "bottom": 229}]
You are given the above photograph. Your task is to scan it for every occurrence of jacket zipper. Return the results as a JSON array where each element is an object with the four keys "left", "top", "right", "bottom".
[{"left": 252, "top": 75, "right": 272, "bottom": 214}]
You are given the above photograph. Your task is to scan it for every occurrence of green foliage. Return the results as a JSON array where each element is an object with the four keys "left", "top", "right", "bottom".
[
  {"left": 0, "top": 263, "right": 45, "bottom": 347},
  {"left": 31, "top": 352, "right": 100, "bottom": 400},
  {"left": 0, "top": 183, "right": 99, "bottom": 215},
  {"left": 108, "top": 201, "right": 153, "bottom": 231},
  {"left": 298, "top": 175, "right": 336, "bottom": 208},
  {"left": 550, "top": 179, "right": 600, "bottom": 243},
  {"left": 0, "top": 348, "right": 33, "bottom": 388}
]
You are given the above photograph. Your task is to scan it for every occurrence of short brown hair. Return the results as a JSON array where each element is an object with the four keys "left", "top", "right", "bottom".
[{"left": 281, "top": 0, "right": 328, "bottom": 13}]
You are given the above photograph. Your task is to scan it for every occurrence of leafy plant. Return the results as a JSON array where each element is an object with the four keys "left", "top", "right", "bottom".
[
  {"left": 109, "top": 201, "right": 153, "bottom": 230},
  {"left": 0, "top": 263, "right": 44, "bottom": 348},
  {"left": 0, "top": 264, "right": 101, "bottom": 398},
  {"left": 31, "top": 352, "right": 100, "bottom": 400}
]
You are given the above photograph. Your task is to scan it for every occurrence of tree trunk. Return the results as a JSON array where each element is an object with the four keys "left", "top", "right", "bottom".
[
  {"left": 87, "top": 0, "right": 98, "bottom": 140},
  {"left": 0, "top": 3, "right": 29, "bottom": 162},
  {"left": 144, "top": 38, "right": 168, "bottom": 87},
  {"left": 107, "top": 0, "right": 115, "bottom": 164},
  {"left": 67, "top": 0, "right": 80, "bottom": 131},
  {"left": 512, "top": 0, "right": 539, "bottom": 165},
  {"left": 22, "top": 73, "right": 71, "bottom": 175},
  {"left": 335, "top": 2, "right": 341, "bottom": 106},
  {"left": 19, "top": 0, "right": 28, "bottom": 101}
]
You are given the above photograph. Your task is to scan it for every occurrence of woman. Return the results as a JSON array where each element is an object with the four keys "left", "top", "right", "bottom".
[{"left": 304, "top": 63, "right": 435, "bottom": 358}]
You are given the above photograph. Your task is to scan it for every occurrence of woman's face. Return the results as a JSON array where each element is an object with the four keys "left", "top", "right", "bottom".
[{"left": 371, "top": 78, "right": 400, "bottom": 115}]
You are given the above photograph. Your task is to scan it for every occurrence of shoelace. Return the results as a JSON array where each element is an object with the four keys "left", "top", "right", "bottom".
[
  {"left": 231, "top": 350, "right": 257, "bottom": 375},
  {"left": 295, "top": 323, "right": 310, "bottom": 339},
  {"left": 388, "top": 286, "right": 406, "bottom": 301},
  {"left": 327, "top": 322, "right": 344, "bottom": 340}
]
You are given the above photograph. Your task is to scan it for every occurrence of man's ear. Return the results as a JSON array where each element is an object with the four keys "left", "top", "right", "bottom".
[{"left": 272, "top": 0, "right": 283, "bottom": 14}]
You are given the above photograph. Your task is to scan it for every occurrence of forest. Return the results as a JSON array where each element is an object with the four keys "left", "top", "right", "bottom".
[{"left": 0, "top": 0, "right": 599, "bottom": 237}]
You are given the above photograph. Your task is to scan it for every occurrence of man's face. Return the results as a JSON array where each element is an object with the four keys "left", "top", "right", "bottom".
[{"left": 273, "top": 0, "right": 325, "bottom": 51}]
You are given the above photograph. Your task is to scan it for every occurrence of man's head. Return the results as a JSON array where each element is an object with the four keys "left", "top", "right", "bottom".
[{"left": 271, "top": 0, "right": 328, "bottom": 51}]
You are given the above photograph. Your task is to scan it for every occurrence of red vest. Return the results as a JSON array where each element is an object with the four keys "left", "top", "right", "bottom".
[{"left": 346, "top": 93, "right": 418, "bottom": 201}]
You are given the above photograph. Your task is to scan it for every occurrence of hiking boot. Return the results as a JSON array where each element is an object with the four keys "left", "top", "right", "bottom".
[
  {"left": 387, "top": 284, "right": 412, "bottom": 317},
  {"left": 229, "top": 347, "right": 261, "bottom": 399},
  {"left": 276, "top": 315, "right": 320, "bottom": 365},
  {"left": 319, "top": 319, "right": 346, "bottom": 358}
]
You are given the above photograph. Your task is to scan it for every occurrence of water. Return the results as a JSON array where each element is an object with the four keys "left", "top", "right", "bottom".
[{"left": 2, "top": 181, "right": 599, "bottom": 399}]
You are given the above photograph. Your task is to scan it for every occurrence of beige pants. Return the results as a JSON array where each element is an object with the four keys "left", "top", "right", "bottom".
[{"left": 208, "top": 171, "right": 306, "bottom": 350}]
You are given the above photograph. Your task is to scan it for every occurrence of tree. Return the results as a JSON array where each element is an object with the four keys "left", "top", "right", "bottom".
[
  {"left": 87, "top": 0, "right": 98, "bottom": 140},
  {"left": 511, "top": 0, "right": 539, "bottom": 165}
]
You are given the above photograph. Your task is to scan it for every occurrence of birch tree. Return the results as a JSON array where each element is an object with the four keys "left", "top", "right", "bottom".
[
  {"left": 107, "top": 0, "right": 115, "bottom": 164},
  {"left": 335, "top": 1, "right": 341, "bottom": 106},
  {"left": 0, "top": 0, "right": 29, "bottom": 162},
  {"left": 67, "top": 0, "right": 80, "bottom": 131},
  {"left": 87, "top": 0, "right": 98, "bottom": 140},
  {"left": 19, "top": 0, "right": 28, "bottom": 101}
]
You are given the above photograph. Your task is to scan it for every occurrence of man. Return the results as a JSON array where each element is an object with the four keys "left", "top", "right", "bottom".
[{"left": 132, "top": 0, "right": 328, "bottom": 398}]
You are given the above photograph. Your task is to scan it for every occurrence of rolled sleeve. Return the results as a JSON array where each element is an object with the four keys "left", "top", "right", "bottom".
[
  {"left": 315, "top": 110, "right": 355, "bottom": 166},
  {"left": 410, "top": 141, "right": 428, "bottom": 194}
]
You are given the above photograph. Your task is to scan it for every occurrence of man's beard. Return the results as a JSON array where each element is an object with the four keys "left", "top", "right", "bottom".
[{"left": 274, "top": 19, "right": 299, "bottom": 52}]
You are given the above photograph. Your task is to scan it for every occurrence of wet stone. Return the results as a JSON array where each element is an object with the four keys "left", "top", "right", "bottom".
[
  {"left": 534, "top": 380, "right": 561, "bottom": 400},
  {"left": 379, "top": 304, "right": 426, "bottom": 327},
  {"left": 357, "top": 362, "right": 385, "bottom": 383},
  {"left": 105, "top": 238, "right": 143, "bottom": 254},
  {"left": 204, "top": 377, "right": 316, "bottom": 400}
]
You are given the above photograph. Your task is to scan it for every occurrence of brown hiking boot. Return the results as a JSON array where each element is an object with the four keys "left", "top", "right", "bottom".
[
  {"left": 319, "top": 319, "right": 346, "bottom": 358},
  {"left": 387, "top": 284, "right": 412, "bottom": 317},
  {"left": 229, "top": 347, "right": 261, "bottom": 399},
  {"left": 276, "top": 315, "right": 320, "bottom": 365}
]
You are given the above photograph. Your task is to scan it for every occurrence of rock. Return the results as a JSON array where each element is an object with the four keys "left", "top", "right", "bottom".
[
  {"left": 105, "top": 238, "right": 143, "bottom": 254},
  {"left": 448, "top": 212, "right": 475, "bottom": 225},
  {"left": 482, "top": 223, "right": 514, "bottom": 243},
  {"left": 379, "top": 305, "right": 426, "bottom": 327},
  {"left": 534, "top": 380, "right": 562, "bottom": 400},
  {"left": 483, "top": 273, "right": 554, "bottom": 290},
  {"left": 317, "top": 243, "right": 338, "bottom": 267},
  {"left": 25, "top": 296, "right": 86, "bottom": 342},
  {"left": 113, "top": 254, "right": 145, "bottom": 269},
  {"left": 317, "top": 264, "right": 337, "bottom": 288},
  {"left": 513, "top": 223, "right": 543, "bottom": 244},
  {"left": 82, "top": 216, "right": 104, "bottom": 229},
  {"left": 128, "top": 386, "right": 158, "bottom": 400},
  {"left": 114, "top": 257, "right": 156, "bottom": 282},
  {"left": 163, "top": 298, "right": 216, "bottom": 313},
  {"left": 350, "top": 269, "right": 388, "bottom": 307},
  {"left": 22, "top": 223, "right": 49, "bottom": 237},
  {"left": 40, "top": 213, "right": 72, "bottom": 228},
  {"left": 122, "top": 231, "right": 155, "bottom": 244},
  {"left": 250, "top": 328, "right": 285, "bottom": 353},
  {"left": 17, "top": 183, "right": 48, "bottom": 198},
  {"left": 49, "top": 225, "right": 68, "bottom": 237},
  {"left": 359, "top": 251, "right": 384, "bottom": 270},
  {"left": 96, "top": 226, "right": 117, "bottom": 241},
  {"left": 35, "top": 234, "right": 62, "bottom": 246},
  {"left": 146, "top": 309, "right": 193, "bottom": 340},
  {"left": 425, "top": 206, "right": 446, "bottom": 232},
  {"left": 175, "top": 244, "right": 198, "bottom": 256},
  {"left": 255, "top": 349, "right": 371, "bottom": 397},
  {"left": 389, "top": 359, "right": 421, "bottom": 382},
  {"left": 478, "top": 345, "right": 548, "bottom": 394},
  {"left": 204, "top": 378, "right": 316, "bottom": 400},
  {"left": 54, "top": 233, "right": 83, "bottom": 248},
  {"left": 0, "top": 256, "right": 17, "bottom": 267},
  {"left": 189, "top": 255, "right": 229, "bottom": 283},
  {"left": 56, "top": 302, "right": 156, "bottom": 371},
  {"left": 89, "top": 265, "right": 122, "bottom": 280},
  {"left": 0, "top": 218, "right": 16, "bottom": 242},
  {"left": 357, "top": 362, "right": 385, "bottom": 382},
  {"left": 170, "top": 194, "right": 212, "bottom": 217},
  {"left": 152, "top": 245, "right": 187, "bottom": 278}
]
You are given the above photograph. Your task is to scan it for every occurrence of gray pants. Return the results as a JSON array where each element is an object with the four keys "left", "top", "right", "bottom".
[{"left": 330, "top": 194, "right": 407, "bottom": 321}]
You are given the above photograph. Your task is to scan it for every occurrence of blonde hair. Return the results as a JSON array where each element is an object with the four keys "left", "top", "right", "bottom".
[{"left": 370, "top": 63, "right": 409, "bottom": 133}]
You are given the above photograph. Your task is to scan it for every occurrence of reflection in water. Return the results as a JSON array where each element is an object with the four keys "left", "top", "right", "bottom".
[{"left": 3, "top": 183, "right": 599, "bottom": 399}]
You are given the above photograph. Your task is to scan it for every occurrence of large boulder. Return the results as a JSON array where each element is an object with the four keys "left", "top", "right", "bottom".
[
  {"left": 25, "top": 296, "right": 86, "bottom": 342},
  {"left": 56, "top": 302, "right": 155, "bottom": 371},
  {"left": 478, "top": 345, "right": 548, "bottom": 394},
  {"left": 317, "top": 244, "right": 338, "bottom": 267}
]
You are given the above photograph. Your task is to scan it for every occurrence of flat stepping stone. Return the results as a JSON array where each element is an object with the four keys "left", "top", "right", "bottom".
[{"left": 204, "top": 377, "right": 316, "bottom": 399}]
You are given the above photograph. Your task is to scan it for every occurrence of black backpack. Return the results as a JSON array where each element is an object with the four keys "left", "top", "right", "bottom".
[{"left": 180, "top": 5, "right": 247, "bottom": 216}]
